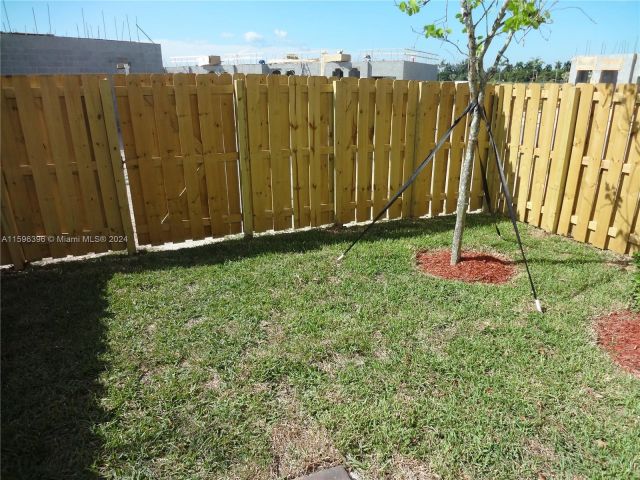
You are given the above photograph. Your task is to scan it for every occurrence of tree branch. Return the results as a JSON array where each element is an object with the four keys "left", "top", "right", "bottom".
[
  {"left": 441, "top": 37, "right": 467, "bottom": 57},
  {"left": 477, "top": 2, "right": 510, "bottom": 66},
  {"left": 484, "top": 30, "right": 515, "bottom": 81},
  {"left": 474, "top": 0, "right": 497, "bottom": 31},
  {"left": 486, "top": 0, "right": 511, "bottom": 42}
]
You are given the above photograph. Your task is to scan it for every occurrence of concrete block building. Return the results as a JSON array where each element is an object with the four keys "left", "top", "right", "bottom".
[
  {"left": 0, "top": 32, "right": 164, "bottom": 75},
  {"left": 568, "top": 53, "right": 640, "bottom": 85},
  {"left": 166, "top": 49, "right": 438, "bottom": 81}
]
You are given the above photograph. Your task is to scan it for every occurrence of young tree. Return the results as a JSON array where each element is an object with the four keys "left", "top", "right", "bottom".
[{"left": 398, "top": 0, "right": 551, "bottom": 264}]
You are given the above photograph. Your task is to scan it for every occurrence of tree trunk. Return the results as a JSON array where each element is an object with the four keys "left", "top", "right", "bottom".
[{"left": 450, "top": 102, "right": 481, "bottom": 265}]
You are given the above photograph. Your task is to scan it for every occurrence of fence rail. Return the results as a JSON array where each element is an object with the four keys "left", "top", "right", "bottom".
[{"left": 1, "top": 74, "right": 638, "bottom": 269}]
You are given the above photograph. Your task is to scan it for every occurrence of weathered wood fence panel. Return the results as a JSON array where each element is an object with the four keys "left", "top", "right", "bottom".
[
  {"left": 1, "top": 75, "right": 134, "bottom": 266},
  {"left": 2, "top": 75, "right": 638, "bottom": 268}
]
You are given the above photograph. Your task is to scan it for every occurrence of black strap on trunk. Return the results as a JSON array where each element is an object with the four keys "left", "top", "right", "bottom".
[{"left": 338, "top": 100, "right": 477, "bottom": 260}]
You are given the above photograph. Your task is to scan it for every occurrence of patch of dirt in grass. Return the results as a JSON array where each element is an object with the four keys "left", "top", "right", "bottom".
[
  {"left": 373, "top": 331, "right": 390, "bottom": 360},
  {"left": 213, "top": 462, "right": 271, "bottom": 480},
  {"left": 529, "top": 228, "right": 550, "bottom": 239},
  {"left": 524, "top": 437, "right": 557, "bottom": 477},
  {"left": 186, "top": 316, "right": 206, "bottom": 328},
  {"left": 261, "top": 318, "right": 286, "bottom": 344},
  {"left": 317, "top": 353, "right": 365, "bottom": 375},
  {"left": 364, "top": 454, "right": 440, "bottom": 480},
  {"left": 416, "top": 324, "right": 459, "bottom": 355},
  {"left": 596, "top": 310, "right": 640, "bottom": 377},
  {"left": 390, "top": 454, "right": 440, "bottom": 480},
  {"left": 203, "top": 371, "right": 223, "bottom": 390},
  {"left": 270, "top": 388, "right": 343, "bottom": 479},
  {"left": 416, "top": 249, "right": 516, "bottom": 284}
]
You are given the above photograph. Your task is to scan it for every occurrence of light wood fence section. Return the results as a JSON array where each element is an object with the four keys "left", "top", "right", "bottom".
[
  {"left": 1, "top": 75, "right": 134, "bottom": 266},
  {"left": 332, "top": 79, "right": 488, "bottom": 224},
  {"left": 492, "top": 83, "right": 639, "bottom": 255},
  {"left": 113, "top": 73, "right": 243, "bottom": 245},
  {"left": 2, "top": 75, "right": 638, "bottom": 268}
]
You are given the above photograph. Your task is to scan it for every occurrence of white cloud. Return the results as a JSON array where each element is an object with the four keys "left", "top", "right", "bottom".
[
  {"left": 274, "top": 29, "right": 287, "bottom": 38},
  {"left": 243, "top": 31, "right": 263, "bottom": 43},
  {"left": 220, "top": 32, "right": 234, "bottom": 39}
]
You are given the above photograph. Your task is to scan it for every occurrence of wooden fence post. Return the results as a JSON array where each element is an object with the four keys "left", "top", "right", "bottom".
[
  {"left": 235, "top": 77, "right": 254, "bottom": 236},
  {"left": 98, "top": 78, "right": 136, "bottom": 254}
]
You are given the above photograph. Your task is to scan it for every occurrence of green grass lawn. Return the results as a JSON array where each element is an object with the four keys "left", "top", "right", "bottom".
[{"left": 2, "top": 215, "right": 639, "bottom": 479}]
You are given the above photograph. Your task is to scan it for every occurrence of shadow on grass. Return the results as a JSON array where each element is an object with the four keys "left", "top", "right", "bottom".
[
  {"left": 0, "top": 214, "right": 612, "bottom": 477},
  {"left": 1, "top": 269, "right": 111, "bottom": 479}
]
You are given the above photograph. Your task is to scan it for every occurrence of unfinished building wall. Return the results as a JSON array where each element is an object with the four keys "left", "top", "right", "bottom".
[{"left": 0, "top": 33, "right": 164, "bottom": 74}]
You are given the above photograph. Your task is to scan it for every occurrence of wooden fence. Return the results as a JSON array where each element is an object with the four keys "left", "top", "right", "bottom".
[
  {"left": 1, "top": 75, "right": 134, "bottom": 268},
  {"left": 1, "top": 74, "right": 638, "bottom": 269},
  {"left": 488, "top": 83, "right": 639, "bottom": 254},
  {"left": 113, "top": 73, "right": 242, "bottom": 245}
]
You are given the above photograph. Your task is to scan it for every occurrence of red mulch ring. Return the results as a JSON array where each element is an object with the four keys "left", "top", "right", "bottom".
[
  {"left": 596, "top": 310, "right": 640, "bottom": 377},
  {"left": 415, "top": 249, "right": 516, "bottom": 284}
]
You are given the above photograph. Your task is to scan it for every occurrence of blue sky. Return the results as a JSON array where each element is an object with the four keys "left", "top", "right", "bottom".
[{"left": 2, "top": 1, "right": 639, "bottom": 65}]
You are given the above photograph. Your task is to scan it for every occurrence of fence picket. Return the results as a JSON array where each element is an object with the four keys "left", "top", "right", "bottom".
[
  {"left": 334, "top": 79, "right": 352, "bottom": 224},
  {"left": 268, "top": 75, "right": 292, "bottom": 230},
  {"left": 39, "top": 76, "right": 81, "bottom": 251},
  {"left": 515, "top": 84, "right": 541, "bottom": 220},
  {"left": 292, "top": 76, "right": 311, "bottom": 228},
  {"left": 82, "top": 75, "right": 125, "bottom": 250},
  {"left": 126, "top": 75, "right": 167, "bottom": 244},
  {"left": 1, "top": 173, "right": 25, "bottom": 268},
  {"left": 1, "top": 82, "right": 49, "bottom": 260},
  {"left": 99, "top": 78, "right": 136, "bottom": 253}
]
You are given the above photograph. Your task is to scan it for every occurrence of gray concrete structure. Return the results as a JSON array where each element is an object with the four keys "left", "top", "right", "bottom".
[
  {"left": 568, "top": 53, "right": 639, "bottom": 85},
  {"left": 166, "top": 56, "right": 437, "bottom": 81},
  {"left": 0, "top": 32, "right": 163, "bottom": 75}
]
